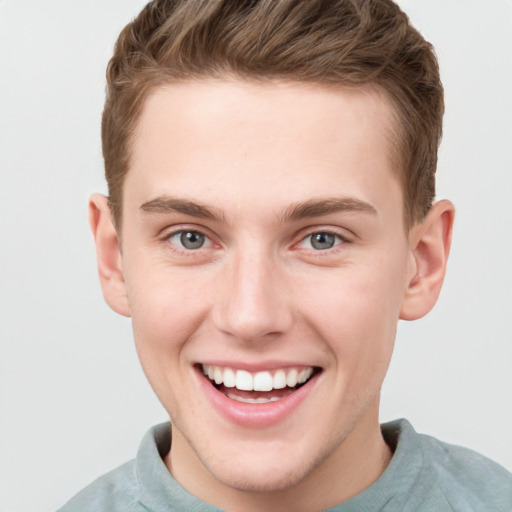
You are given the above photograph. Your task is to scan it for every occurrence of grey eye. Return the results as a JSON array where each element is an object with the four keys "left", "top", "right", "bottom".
[
  {"left": 310, "top": 232, "right": 337, "bottom": 250},
  {"left": 179, "top": 231, "right": 206, "bottom": 249}
]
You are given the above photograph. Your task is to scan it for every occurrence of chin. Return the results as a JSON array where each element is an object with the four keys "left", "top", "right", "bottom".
[
  {"left": 195, "top": 435, "right": 335, "bottom": 495},
  {"left": 207, "top": 459, "right": 313, "bottom": 494}
]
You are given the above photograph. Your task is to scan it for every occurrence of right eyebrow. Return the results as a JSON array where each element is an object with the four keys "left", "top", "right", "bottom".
[{"left": 139, "top": 196, "right": 226, "bottom": 223}]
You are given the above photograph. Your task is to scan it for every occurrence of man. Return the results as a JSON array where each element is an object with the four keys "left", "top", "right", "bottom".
[{"left": 58, "top": 0, "right": 512, "bottom": 510}]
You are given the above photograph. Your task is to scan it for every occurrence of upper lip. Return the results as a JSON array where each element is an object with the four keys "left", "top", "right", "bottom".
[{"left": 196, "top": 361, "right": 319, "bottom": 372}]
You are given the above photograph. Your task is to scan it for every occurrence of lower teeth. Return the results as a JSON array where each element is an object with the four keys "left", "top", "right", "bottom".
[{"left": 225, "top": 393, "right": 282, "bottom": 404}]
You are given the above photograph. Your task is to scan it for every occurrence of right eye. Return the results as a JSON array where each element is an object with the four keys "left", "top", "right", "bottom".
[{"left": 167, "top": 230, "right": 211, "bottom": 250}]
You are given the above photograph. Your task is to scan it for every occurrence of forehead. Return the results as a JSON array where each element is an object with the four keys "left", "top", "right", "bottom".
[{"left": 125, "top": 79, "right": 402, "bottom": 224}]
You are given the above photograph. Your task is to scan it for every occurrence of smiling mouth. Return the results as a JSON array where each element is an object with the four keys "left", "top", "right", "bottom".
[{"left": 200, "top": 364, "right": 320, "bottom": 404}]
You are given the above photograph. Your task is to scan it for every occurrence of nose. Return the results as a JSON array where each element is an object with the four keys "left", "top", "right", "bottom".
[{"left": 212, "top": 249, "right": 293, "bottom": 344}]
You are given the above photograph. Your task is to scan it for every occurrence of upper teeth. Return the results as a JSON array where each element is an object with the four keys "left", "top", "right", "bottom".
[{"left": 202, "top": 365, "right": 314, "bottom": 392}]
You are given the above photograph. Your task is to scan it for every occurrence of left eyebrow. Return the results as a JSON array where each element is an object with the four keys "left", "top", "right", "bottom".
[
  {"left": 139, "top": 196, "right": 226, "bottom": 223},
  {"left": 281, "top": 197, "right": 377, "bottom": 223}
]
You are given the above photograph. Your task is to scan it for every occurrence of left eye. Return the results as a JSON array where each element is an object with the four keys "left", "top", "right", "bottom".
[
  {"left": 300, "top": 232, "right": 343, "bottom": 251},
  {"left": 168, "top": 230, "right": 210, "bottom": 250}
]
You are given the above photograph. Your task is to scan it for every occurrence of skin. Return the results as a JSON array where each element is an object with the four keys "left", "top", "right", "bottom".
[{"left": 90, "top": 79, "right": 454, "bottom": 512}]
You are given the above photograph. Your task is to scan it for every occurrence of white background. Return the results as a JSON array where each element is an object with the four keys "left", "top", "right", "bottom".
[{"left": 0, "top": 1, "right": 511, "bottom": 511}]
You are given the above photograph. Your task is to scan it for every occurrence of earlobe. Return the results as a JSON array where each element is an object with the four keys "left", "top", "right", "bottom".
[
  {"left": 89, "top": 194, "right": 131, "bottom": 317},
  {"left": 400, "top": 200, "right": 455, "bottom": 321}
]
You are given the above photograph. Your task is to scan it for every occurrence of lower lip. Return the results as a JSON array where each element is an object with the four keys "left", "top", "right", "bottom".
[{"left": 196, "top": 368, "right": 319, "bottom": 428}]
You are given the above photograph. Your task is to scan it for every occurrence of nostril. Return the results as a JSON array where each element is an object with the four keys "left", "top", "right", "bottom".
[{"left": 210, "top": 267, "right": 294, "bottom": 342}]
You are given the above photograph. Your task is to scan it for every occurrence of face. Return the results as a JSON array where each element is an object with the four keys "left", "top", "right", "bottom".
[{"left": 118, "top": 80, "right": 416, "bottom": 499}]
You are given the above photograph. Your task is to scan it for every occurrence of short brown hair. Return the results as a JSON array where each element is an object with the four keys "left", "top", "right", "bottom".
[{"left": 102, "top": 0, "right": 443, "bottom": 228}]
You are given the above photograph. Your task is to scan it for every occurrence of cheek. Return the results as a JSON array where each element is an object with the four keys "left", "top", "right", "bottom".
[
  {"left": 127, "top": 269, "right": 210, "bottom": 361},
  {"left": 126, "top": 272, "right": 212, "bottom": 418},
  {"left": 299, "top": 258, "right": 406, "bottom": 364}
]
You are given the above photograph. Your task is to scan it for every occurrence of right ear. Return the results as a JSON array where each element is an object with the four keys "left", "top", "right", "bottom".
[{"left": 88, "top": 194, "right": 131, "bottom": 317}]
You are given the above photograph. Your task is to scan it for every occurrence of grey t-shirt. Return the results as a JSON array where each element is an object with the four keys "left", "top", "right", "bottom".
[{"left": 57, "top": 419, "right": 512, "bottom": 511}]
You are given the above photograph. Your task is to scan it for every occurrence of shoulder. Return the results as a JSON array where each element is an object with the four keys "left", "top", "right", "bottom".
[
  {"left": 56, "top": 459, "right": 142, "bottom": 512},
  {"left": 418, "top": 430, "right": 512, "bottom": 511},
  {"left": 380, "top": 419, "right": 512, "bottom": 511}
]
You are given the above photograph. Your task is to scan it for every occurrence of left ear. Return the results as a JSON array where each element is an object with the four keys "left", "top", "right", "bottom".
[{"left": 400, "top": 200, "right": 455, "bottom": 320}]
